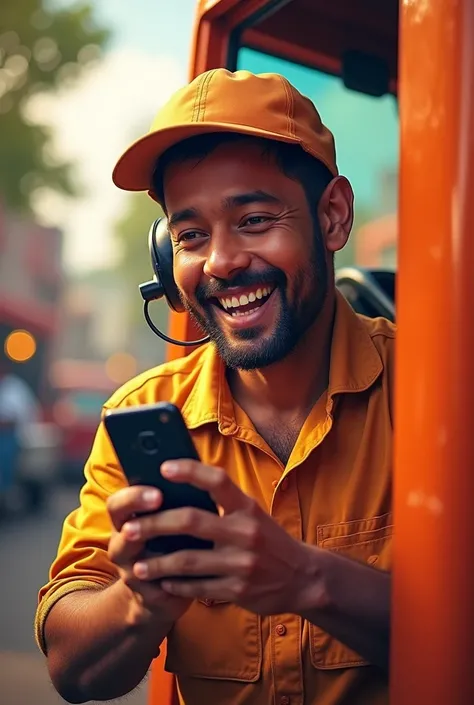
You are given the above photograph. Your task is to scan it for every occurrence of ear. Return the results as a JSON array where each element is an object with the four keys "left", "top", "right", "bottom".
[{"left": 317, "top": 176, "right": 354, "bottom": 253}]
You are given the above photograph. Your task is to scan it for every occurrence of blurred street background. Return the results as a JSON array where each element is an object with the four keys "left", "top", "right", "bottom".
[
  {"left": 0, "top": 2, "right": 198, "bottom": 703},
  {"left": 0, "top": 1, "right": 398, "bottom": 703}
]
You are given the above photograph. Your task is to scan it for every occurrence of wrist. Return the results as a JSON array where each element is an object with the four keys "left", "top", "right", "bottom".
[{"left": 294, "top": 545, "right": 334, "bottom": 616}]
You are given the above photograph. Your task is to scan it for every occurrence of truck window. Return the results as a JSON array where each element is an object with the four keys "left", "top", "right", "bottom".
[{"left": 237, "top": 48, "right": 399, "bottom": 270}]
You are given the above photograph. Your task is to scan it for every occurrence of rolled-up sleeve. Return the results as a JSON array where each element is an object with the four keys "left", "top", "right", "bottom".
[{"left": 34, "top": 417, "right": 126, "bottom": 654}]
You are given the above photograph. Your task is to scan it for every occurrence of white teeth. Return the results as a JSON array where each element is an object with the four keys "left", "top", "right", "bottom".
[
  {"left": 216, "top": 286, "right": 273, "bottom": 312},
  {"left": 231, "top": 307, "right": 260, "bottom": 317}
]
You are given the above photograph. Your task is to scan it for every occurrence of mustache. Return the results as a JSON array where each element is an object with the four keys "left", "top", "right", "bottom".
[{"left": 195, "top": 266, "right": 287, "bottom": 305}]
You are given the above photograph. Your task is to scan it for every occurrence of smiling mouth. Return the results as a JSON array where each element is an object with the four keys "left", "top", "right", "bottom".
[{"left": 211, "top": 286, "right": 275, "bottom": 317}]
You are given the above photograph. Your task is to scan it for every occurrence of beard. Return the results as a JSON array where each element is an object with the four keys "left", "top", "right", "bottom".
[{"left": 180, "top": 227, "right": 329, "bottom": 371}]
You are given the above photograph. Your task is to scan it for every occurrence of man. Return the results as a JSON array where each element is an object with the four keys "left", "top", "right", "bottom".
[{"left": 35, "top": 69, "right": 394, "bottom": 705}]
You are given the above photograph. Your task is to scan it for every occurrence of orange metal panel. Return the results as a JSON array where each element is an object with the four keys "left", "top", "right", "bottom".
[
  {"left": 242, "top": 26, "right": 341, "bottom": 75},
  {"left": 148, "top": 642, "right": 179, "bottom": 705},
  {"left": 392, "top": 0, "right": 474, "bottom": 704}
]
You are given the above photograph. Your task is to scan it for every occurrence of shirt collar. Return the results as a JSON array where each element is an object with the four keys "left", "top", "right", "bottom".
[
  {"left": 181, "top": 290, "right": 384, "bottom": 430},
  {"left": 327, "top": 290, "right": 384, "bottom": 400}
]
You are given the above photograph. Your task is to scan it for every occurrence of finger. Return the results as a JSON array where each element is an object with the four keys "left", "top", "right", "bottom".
[
  {"left": 106, "top": 486, "right": 162, "bottom": 530},
  {"left": 122, "top": 506, "right": 259, "bottom": 551},
  {"left": 120, "top": 569, "right": 188, "bottom": 611},
  {"left": 123, "top": 506, "right": 222, "bottom": 544},
  {"left": 160, "top": 460, "right": 251, "bottom": 514},
  {"left": 108, "top": 529, "right": 144, "bottom": 567},
  {"left": 160, "top": 576, "right": 244, "bottom": 602},
  {"left": 132, "top": 547, "right": 255, "bottom": 581}
]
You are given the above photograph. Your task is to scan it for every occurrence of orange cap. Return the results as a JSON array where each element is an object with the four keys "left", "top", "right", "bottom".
[{"left": 112, "top": 68, "right": 338, "bottom": 194}]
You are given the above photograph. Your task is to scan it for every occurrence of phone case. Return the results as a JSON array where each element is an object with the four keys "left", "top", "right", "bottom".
[{"left": 104, "top": 402, "right": 218, "bottom": 556}]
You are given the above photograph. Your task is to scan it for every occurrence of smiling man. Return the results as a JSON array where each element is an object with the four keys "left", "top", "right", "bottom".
[{"left": 36, "top": 70, "right": 394, "bottom": 705}]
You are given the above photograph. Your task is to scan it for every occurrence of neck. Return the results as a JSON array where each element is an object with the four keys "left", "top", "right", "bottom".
[{"left": 228, "top": 292, "right": 336, "bottom": 415}]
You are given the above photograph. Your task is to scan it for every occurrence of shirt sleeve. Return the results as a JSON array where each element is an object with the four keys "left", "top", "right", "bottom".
[{"left": 34, "top": 416, "right": 127, "bottom": 655}]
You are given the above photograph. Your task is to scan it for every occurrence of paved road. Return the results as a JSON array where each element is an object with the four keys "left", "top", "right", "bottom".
[{"left": 0, "top": 486, "right": 148, "bottom": 705}]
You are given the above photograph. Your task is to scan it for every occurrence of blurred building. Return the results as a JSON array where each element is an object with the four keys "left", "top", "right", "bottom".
[
  {"left": 56, "top": 267, "right": 168, "bottom": 381},
  {"left": 356, "top": 213, "right": 397, "bottom": 268},
  {"left": 355, "top": 167, "right": 398, "bottom": 268},
  {"left": 56, "top": 268, "right": 128, "bottom": 362},
  {"left": 0, "top": 201, "right": 64, "bottom": 398}
]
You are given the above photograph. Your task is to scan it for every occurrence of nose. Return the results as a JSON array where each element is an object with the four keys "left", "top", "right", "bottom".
[{"left": 203, "top": 230, "right": 251, "bottom": 280}]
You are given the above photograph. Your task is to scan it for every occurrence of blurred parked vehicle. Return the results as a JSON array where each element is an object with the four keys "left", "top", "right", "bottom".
[
  {"left": 17, "top": 421, "right": 61, "bottom": 510},
  {"left": 0, "top": 360, "right": 60, "bottom": 516},
  {"left": 0, "top": 420, "right": 61, "bottom": 517},
  {"left": 48, "top": 360, "right": 115, "bottom": 483}
]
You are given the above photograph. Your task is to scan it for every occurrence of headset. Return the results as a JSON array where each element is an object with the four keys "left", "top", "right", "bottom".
[{"left": 139, "top": 217, "right": 210, "bottom": 346}]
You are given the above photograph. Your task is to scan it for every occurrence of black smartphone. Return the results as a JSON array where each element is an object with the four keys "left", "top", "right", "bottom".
[{"left": 103, "top": 402, "right": 219, "bottom": 556}]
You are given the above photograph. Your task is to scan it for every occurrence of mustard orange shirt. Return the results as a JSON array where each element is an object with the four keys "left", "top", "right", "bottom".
[{"left": 36, "top": 291, "right": 395, "bottom": 705}]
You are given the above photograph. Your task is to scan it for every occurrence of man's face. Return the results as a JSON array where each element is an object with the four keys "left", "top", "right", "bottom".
[{"left": 163, "top": 140, "right": 330, "bottom": 370}]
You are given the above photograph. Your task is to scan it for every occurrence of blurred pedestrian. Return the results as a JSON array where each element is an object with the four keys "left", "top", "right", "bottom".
[{"left": 0, "top": 359, "right": 40, "bottom": 506}]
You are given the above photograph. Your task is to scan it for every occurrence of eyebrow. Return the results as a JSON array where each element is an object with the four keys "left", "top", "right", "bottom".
[
  {"left": 223, "top": 190, "right": 283, "bottom": 209},
  {"left": 168, "top": 190, "right": 283, "bottom": 229},
  {"left": 168, "top": 207, "right": 200, "bottom": 229}
]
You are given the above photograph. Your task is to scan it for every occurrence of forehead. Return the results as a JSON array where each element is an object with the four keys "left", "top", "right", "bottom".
[{"left": 162, "top": 140, "right": 297, "bottom": 210}]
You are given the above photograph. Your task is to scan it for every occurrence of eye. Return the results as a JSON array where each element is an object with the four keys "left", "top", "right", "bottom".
[
  {"left": 177, "top": 230, "right": 208, "bottom": 245},
  {"left": 241, "top": 215, "right": 273, "bottom": 227}
]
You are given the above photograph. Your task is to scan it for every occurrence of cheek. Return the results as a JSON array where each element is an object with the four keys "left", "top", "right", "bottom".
[
  {"left": 261, "top": 222, "right": 311, "bottom": 268},
  {"left": 173, "top": 252, "right": 203, "bottom": 300},
  {"left": 261, "top": 238, "right": 307, "bottom": 279}
]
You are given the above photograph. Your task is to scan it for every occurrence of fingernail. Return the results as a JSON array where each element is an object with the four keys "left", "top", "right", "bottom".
[
  {"left": 124, "top": 521, "right": 140, "bottom": 539},
  {"left": 134, "top": 562, "right": 148, "bottom": 578},
  {"left": 143, "top": 489, "right": 160, "bottom": 505},
  {"left": 161, "top": 462, "right": 179, "bottom": 476}
]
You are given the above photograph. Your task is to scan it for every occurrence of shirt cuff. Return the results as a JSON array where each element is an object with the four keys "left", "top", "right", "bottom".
[{"left": 35, "top": 578, "right": 113, "bottom": 656}]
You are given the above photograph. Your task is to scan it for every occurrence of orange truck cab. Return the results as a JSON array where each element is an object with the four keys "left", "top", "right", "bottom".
[{"left": 150, "top": 2, "right": 474, "bottom": 704}]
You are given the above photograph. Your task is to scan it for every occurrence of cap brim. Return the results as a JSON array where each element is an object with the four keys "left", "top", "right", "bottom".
[{"left": 112, "top": 122, "right": 301, "bottom": 192}]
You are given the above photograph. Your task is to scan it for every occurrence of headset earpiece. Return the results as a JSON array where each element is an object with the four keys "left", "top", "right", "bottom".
[
  {"left": 139, "top": 217, "right": 210, "bottom": 347},
  {"left": 139, "top": 217, "right": 184, "bottom": 313}
]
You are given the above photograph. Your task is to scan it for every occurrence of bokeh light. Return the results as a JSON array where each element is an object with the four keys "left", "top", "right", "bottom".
[
  {"left": 105, "top": 352, "right": 137, "bottom": 384},
  {"left": 4, "top": 329, "right": 37, "bottom": 363}
]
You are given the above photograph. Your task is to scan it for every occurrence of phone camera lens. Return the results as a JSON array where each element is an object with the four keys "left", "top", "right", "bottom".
[{"left": 138, "top": 430, "right": 158, "bottom": 455}]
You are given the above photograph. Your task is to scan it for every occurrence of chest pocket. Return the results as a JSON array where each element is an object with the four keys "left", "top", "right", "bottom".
[
  {"left": 165, "top": 599, "right": 262, "bottom": 682},
  {"left": 310, "top": 512, "right": 393, "bottom": 670}
]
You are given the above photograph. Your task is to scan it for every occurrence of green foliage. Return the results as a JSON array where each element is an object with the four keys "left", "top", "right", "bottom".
[{"left": 0, "top": 1, "right": 110, "bottom": 211}]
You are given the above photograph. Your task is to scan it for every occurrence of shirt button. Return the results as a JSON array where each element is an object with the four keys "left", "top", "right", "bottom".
[
  {"left": 272, "top": 479, "right": 278, "bottom": 489},
  {"left": 280, "top": 697, "right": 291, "bottom": 705},
  {"left": 202, "top": 598, "right": 214, "bottom": 607},
  {"left": 276, "top": 623, "right": 287, "bottom": 636}
]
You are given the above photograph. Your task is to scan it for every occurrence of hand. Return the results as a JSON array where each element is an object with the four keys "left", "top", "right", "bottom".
[
  {"left": 107, "top": 486, "right": 192, "bottom": 626},
  {"left": 121, "top": 460, "right": 326, "bottom": 616}
]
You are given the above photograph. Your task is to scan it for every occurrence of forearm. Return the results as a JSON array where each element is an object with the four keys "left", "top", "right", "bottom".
[
  {"left": 44, "top": 580, "right": 172, "bottom": 703},
  {"left": 300, "top": 549, "right": 391, "bottom": 672}
]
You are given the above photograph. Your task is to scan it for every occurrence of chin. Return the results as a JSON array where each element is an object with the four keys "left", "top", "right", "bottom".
[{"left": 214, "top": 332, "right": 296, "bottom": 371}]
